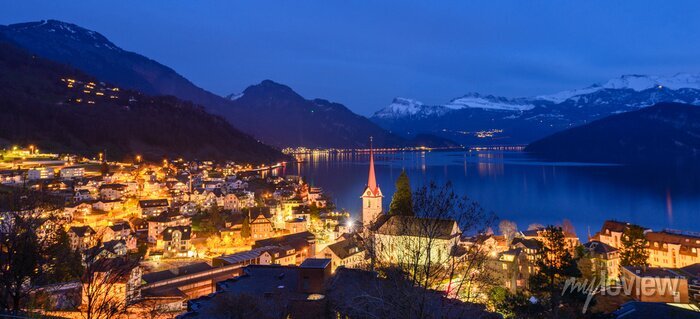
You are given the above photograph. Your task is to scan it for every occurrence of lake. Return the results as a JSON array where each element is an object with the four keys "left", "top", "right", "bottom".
[{"left": 284, "top": 150, "right": 700, "bottom": 239}]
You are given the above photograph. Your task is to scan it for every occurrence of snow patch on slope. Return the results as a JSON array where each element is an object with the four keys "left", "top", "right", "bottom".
[
  {"left": 225, "top": 92, "right": 244, "bottom": 101},
  {"left": 446, "top": 93, "right": 535, "bottom": 111}
]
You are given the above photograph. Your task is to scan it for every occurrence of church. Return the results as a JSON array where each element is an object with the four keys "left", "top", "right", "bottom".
[
  {"left": 361, "top": 139, "right": 383, "bottom": 226},
  {"left": 360, "top": 139, "right": 462, "bottom": 266}
]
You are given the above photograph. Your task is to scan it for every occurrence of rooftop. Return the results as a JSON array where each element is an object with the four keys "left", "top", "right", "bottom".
[
  {"left": 623, "top": 266, "right": 687, "bottom": 279},
  {"left": 142, "top": 262, "right": 213, "bottom": 284},
  {"left": 611, "top": 301, "right": 700, "bottom": 319},
  {"left": 299, "top": 258, "right": 331, "bottom": 269}
]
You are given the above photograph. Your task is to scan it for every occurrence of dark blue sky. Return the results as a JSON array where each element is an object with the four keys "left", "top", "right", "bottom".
[{"left": 3, "top": 1, "right": 700, "bottom": 115}]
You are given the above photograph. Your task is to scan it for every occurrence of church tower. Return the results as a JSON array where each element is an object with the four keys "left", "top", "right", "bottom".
[{"left": 361, "top": 137, "right": 383, "bottom": 226}]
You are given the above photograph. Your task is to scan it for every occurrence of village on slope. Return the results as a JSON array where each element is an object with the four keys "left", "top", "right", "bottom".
[{"left": 1, "top": 144, "right": 699, "bottom": 318}]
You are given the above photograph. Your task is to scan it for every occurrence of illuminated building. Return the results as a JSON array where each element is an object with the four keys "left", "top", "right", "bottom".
[{"left": 361, "top": 139, "right": 383, "bottom": 226}]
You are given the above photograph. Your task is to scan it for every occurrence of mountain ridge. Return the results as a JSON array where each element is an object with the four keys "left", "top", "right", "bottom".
[
  {"left": 1, "top": 19, "right": 425, "bottom": 148},
  {"left": 0, "top": 34, "right": 284, "bottom": 163},
  {"left": 524, "top": 102, "right": 700, "bottom": 166}
]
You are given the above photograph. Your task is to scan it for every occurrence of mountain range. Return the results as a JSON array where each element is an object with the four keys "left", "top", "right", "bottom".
[
  {"left": 4, "top": 19, "right": 700, "bottom": 151},
  {"left": 525, "top": 102, "right": 700, "bottom": 166},
  {"left": 0, "top": 34, "right": 283, "bottom": 163},
  {"left": 0, "top": 20, "right": 430, "bottom": 149},
  {"left": 371, "top": 74, "right": 700, "bottom": 145}
]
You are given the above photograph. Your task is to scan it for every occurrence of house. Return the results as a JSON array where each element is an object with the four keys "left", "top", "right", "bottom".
[
  {"left": 64, "top": 202, "right": 92, "bottom": 221},
  {"left": 157, "top": 225, "right": 193, "bottom": 258},
  {"left": 491, "top": 248, "right": 532, "bottom": 293},
  {"left": 147, "top": 211, "right": 191, "bottom": 243},
  {"left": 467, "top": 234, "right": 509, "bottom": 256},
  {"left": 200, "top": 190, "right": 222, "bottom": 208},
  {"left": 92, "top": 199, "right": 122, "bottom": 212},
  {"left": 234, "top": 190, "right": 255, "bottom": 208},
  {"left": 219, "top": 214, "right": 246, "bottom": 243},
  {"left": 82, "top": 258, "right": 142, "bottom": 308},
  {"left": 60, "top": 166, "right": 84, "bottom": 179},
  {"left": 98, "top": 183, "right": 127, "bottom": 200},
  {"left": 227, "top": 179, "right": 247, "bottom": 190},
  {"left": 102, "top": 222, "right": 137, "bottom": 250},
  {"left": 510, "top": 237, "right": 541, "bottom": 264},
  {"left": 621, "top": 266, "right": 689, "bottom": 303},
  {"left": 139, "top": 199, "right": 169, "bottom": 218},
  {"left": 522, "top": 226, "right": 580, "bottom": 253},
  {"left": 646, "top": 230, "right": 700, "bottom": 269},
  {"left": 593, "top": 220, "right": 650, "bottom": 249},
  {"left": 320, "top": 235, "right": 366, "bottom": 272},
  {"left": 222, "top": 193, "right": 240, "bottom": 211},
  {"left": 73, "top": 189, "right": 93, "bottom": 202},
  {"left": 307, "top": 187, "right": 326, "bottom": 207},
  {"left": 372, "top": 215, "right": 461, "bottom": 266},
  {"left": 102, "top": 222, "right": 132, "bottom": 242},
  {"left": 583, "top": 240, "right": 620, "bottom": 284},
  {"left": 86, "top": 240, "right": 129, "bottom": 259},
  {"left": 259, "top": 246, "right": 297, "bottom": 265},
  {"left": 68, "top": 225, "right": 96, "bottom": 251},
  {"left": 253, "top": 231, "right": 317, "bottom": 266},
  {"left": 212, "top": 246, "right": 280, "bottom": 268},
  {"left": 249, "top": 211, "right": 275, "bottom": 240},
  {"left": 281, "top": 198, "right": 304, "bottom": 217},
  {"left": 285, "top": 218, "right": 308, "bottom": 235},
  {"left": 179, "top": 201, "right": 200, "bottom": 216}
]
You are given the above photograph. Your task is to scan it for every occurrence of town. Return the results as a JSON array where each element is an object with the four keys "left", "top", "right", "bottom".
[{"left": 1, "top": 144, "right": 700, "bottom": 319}]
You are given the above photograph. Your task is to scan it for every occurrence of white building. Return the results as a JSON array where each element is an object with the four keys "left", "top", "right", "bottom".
[
  {"left": 60, "top": 166, "right": 85, "bottom": 179},
  {"left": 27, "top": 167, "right": 55, "bottom": 180}
]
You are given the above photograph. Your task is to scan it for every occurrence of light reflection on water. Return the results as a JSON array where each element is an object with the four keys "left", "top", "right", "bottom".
[{"left": 280, "top": 150, "right": 700, "bottom": 237}]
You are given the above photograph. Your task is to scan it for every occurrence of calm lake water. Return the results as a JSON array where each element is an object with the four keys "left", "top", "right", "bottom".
[{"left": 284, "top": 150, "right": 700, "bottom": 239}]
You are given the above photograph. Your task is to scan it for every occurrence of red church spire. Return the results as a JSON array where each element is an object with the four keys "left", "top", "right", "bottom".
[{"left": 367, "top": 137, "right": 378, "bottom": 195}]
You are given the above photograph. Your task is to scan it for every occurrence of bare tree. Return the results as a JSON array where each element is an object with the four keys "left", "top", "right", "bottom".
[
  {"left": 528, "top": 223, "right": 545, "bottom": 231},
  {"left": 561, "top": 219, "right": 576, "bottom": 237},
  {"left": 499, "top": 220, "right": 518, "bottom": 246},
  {"left": 0, "top": 188, "right": 64, "bottom": 313},
  {"left": 366, "top": 181, "right": 496, "bottom": 318},
  {"left": 80, "top": 251, "right": 140, "bottom": 319}
]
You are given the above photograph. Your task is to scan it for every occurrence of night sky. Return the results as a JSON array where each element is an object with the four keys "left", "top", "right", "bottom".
[{"left": 3, "top": 1, "right": 700, "bottom": 115}]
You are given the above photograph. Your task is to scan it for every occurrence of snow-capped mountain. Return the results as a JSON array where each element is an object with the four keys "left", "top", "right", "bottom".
[
  {"left": 446, "top": 93, "right": 536, "bottom": 111},
  {"left": 537, "top": 74, "right": 700, "bottom": 103},
  {"left": 373, "top": 94, "right": 535, "bottom": 119},
  {"left": 371, "top": 73, "right": 700, "bottom": 145},
  {"left": 373, "top": 98, "right": 451, "bottom": 119}
]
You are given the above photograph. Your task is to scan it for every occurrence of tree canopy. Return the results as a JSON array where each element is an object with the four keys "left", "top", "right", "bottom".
[
  {"left": 620, "top": 225, "right": 649, "bottom": 269},
  {"left": 389, "top": 170, "right": 413, "bottom": 216}
]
